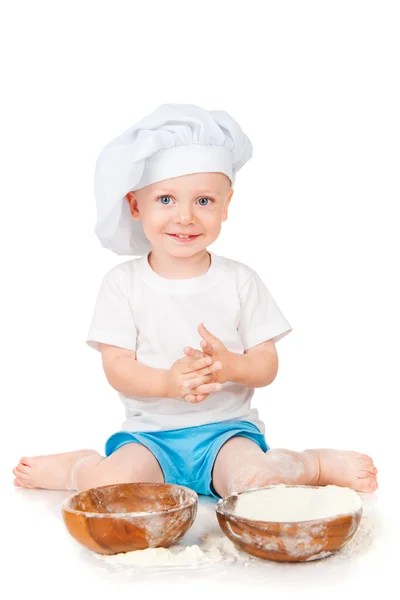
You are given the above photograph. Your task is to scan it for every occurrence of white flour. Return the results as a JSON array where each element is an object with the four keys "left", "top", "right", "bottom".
[
  {"left": 233, "top": 484, "right": 362, "bottom": 522},
  {"left": 94, "top": 514, "right": 376, "bottom": 568},
  {"left": 94, "top": 531, "right": 244, "bottom": 568}
]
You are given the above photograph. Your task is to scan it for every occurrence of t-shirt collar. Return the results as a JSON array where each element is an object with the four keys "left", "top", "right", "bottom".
[{"left": 136, "top": 250, "right": 220, "bottom": 294}]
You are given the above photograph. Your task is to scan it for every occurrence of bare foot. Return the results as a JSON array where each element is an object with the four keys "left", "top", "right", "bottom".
[
  {"left": 12, "top": 449, "right": 100, "bottom": 490},
  {"left": 304, "top": 449, "right": 378, "bottom": 493}
]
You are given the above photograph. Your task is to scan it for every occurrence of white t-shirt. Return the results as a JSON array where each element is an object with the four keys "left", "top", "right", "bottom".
[{"left": 86, "top": 251, "right": 292, "bottom": 434}]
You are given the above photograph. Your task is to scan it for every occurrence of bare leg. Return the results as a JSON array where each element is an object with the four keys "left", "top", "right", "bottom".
[
  {"left": 212, "top": 437, "right": 378, "bottom": 498},
  {"left": 12, "top": 443, "right": 164, "bottom": 491},
  {"left": 13, "top": 449, "right": 100, "bottom": 490}
]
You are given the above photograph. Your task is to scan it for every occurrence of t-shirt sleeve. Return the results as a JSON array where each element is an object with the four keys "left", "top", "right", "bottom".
[
  {"left": 238, "top": 271, "right": 292, "bottom": 350},
  {"left": 86, "top": 266, "right": 138, "bottom": 353}
]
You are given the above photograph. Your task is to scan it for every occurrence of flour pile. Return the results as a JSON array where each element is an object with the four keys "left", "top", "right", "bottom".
[
  {"left": 94, "top": 531, "right": 245, "bottom": 568},
  {"left": 94, "top": 517, "right": 376, "bottom": 569}
]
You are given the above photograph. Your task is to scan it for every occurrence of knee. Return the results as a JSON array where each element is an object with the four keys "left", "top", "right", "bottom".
[
  {"left": 73, "top": 445, "right": 164, "bottom": 491},
  {"left": 260, "top": 448, "right": 310, "bottom": 483},
  {"left": 72, "top": 455, "right": 105, "bottom": 491},
  {"left": 73, "top": 456, "right": 144, "bottom": 491},
  {"left": 229, "top": 449, "right": 308, "bottom": 494},
  {"left": 229, "top": 463, "right": 268, "bottom": 495},
  {"left": 227, "top": 450, "right": 275, "bottom": 494}
]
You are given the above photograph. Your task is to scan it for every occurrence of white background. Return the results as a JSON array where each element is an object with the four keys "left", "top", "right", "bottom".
[{"left": 1, "top": 1, "right": 398, "bottom": 598}]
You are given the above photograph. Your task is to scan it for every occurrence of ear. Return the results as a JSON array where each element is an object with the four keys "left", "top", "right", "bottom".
[
  {"left": 222, "top": 188, "right": 234, "bottom": 222},
  {"left": 125, "top": 192, "right": 140, "bottom": 220}
]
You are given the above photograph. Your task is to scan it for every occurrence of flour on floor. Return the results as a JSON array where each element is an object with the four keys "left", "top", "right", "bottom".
[
  {"left": 93, "top": 512, "right": 377, "bottom": 569},
  {"left": 94, "top": 531, "right": 245, "bottom": 567}
]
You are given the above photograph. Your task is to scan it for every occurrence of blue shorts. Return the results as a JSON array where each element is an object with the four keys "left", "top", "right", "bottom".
[{"left": 105, "top": 419, "right": 269, "bottom": 500}]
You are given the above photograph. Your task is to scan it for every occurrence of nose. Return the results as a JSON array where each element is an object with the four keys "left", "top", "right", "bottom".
[{"left": 174, "top": 203, "right": 195, "bottom": 225}]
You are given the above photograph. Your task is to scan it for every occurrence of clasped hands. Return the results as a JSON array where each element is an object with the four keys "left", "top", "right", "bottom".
[{"left": 167, "top": 323, "right": 233, "bottom": 404}]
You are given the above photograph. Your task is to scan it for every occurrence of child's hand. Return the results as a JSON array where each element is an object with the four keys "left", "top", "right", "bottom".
[
  {"left": 181, "top": 347, "right": 222, "bottom": 403},
  {"left": 167, "top": 353, "right": 223, "bottom": 404},
  {"left": 184, "top": 323, "right": 233, "bottom": 387}
]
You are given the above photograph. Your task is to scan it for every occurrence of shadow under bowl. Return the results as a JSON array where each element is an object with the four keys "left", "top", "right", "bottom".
[
  {"left": 61, "top": 482, "right": 198, "bottom": 555},
  {"left": 216, "top": 484, "right": 362, "bottom": 562}
]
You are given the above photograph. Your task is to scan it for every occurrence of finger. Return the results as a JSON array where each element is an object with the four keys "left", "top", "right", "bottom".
[
  {"left": 199, "top": 322, "right": 212, "bottom": 338},
  {"left": 184, "top": 375, "right": 212, "bottom": 390},
  {"left": 184, "top": 393, "right": 209, "bottom": 404},
  {"left": 193, "top": 394, "right": 208, "bottom": 403},
  {"left": 191, "top": 381, "right": 222, "bottom": 394},
  {"left": 199, "top": 323, "right": 218, "bottom": 345},
  {"left": 185, "top": 391, "right": 209, "bottom": 403},
  {"left": 184, "top": 394, "right": 197, "bottom": 403},
  {"left": 190, "top": 355, "right": 213, "bottom": 372},
  {"left": 185, "top": 362, "right": 222, "bottom": 379},
  {"left": 195, "top": 394, "right": 208, "bottom": 402},
  {"left": 180, "top": 355, "right": 210, "bottom": 374},
  {"left": 186, "top": 393, "right": 208, "bottom": 403},
  {"left": 183, "top": 374, "right": 212, "bottom": 389},
  {"left": 184, "top": 346, "right": 205, "bottom": 358}
]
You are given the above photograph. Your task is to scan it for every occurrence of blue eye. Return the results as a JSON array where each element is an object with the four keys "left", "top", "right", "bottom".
[{"left": 157, "top": 196, "right": 213, "bottom": 205}]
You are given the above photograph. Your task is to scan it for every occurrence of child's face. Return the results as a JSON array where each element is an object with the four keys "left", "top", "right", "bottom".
[{"left": 125, "top": 172, "right": 234, "bottom": 255}]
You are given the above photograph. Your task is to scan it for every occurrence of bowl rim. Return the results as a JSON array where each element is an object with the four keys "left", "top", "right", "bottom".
[
  {"left": 61, "top": 481, "right": 198, "bottom": 518},
  {"left": 216, "top": 484, "right": 363, "bottom": 526}
]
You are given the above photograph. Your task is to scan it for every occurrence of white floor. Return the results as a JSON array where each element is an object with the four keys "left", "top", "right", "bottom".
[{"left": 5, "top": 466, "right": 397, "bottom": 600}]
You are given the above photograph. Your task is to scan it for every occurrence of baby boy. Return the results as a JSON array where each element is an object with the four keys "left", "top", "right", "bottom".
[{"left": 13, "top": 103, "right": 378, "bottom": 499}]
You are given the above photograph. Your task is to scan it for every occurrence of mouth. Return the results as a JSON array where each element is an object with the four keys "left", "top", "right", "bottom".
[{"left": 166, "top": 233, "right": 202, "bottom": 242}]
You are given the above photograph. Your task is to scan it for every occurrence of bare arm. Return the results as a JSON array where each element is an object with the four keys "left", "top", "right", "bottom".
[
  {"left": 100, "top": 343, "right": 169, "bottom": 398},
  {"left": 226, "top": 339, "right": 279, "bottom": 388}
]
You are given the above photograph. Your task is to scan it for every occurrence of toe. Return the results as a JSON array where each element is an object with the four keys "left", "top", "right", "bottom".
[
  {"left": 356, "top": 476, "right": 378, "bottom": 492},
  {"left": 359, "top": 468, "right": 377, "bottom": 477},
  {"left": 15, "top": 480, "right": 32, "bottom": 489},
  {"left": 16, "top": 465, "right": 29, "bottom": 475},
  {"left": 14, "top": 466, "right": 33, "bottom": 485},
  {"left": 358, "top": 457, "right": 377, "bottom": 474},
  {"left": 368, "top": 478, "right": 378, "bottom": 491},
  {"left": 14, "top": 476, "right": 35, "bottom": 489},
  {"left": 20, "top": 457, "right": 32, "bottom": 466},
  {"left": 361, "top": 454, "right": 376, "bottom": 466}
]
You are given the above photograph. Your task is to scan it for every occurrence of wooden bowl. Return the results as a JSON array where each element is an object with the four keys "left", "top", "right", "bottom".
[
  {"left": 216, "top": 484, "right": 362, "bottom": 562},
  {"left": 61, "top": 482, "right": 198, "bottom": 555}
]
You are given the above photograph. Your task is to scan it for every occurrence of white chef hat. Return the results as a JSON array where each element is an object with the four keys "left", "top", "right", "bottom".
[{"left": 93, "top": 103, "right": 253, "bottom": 256}]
